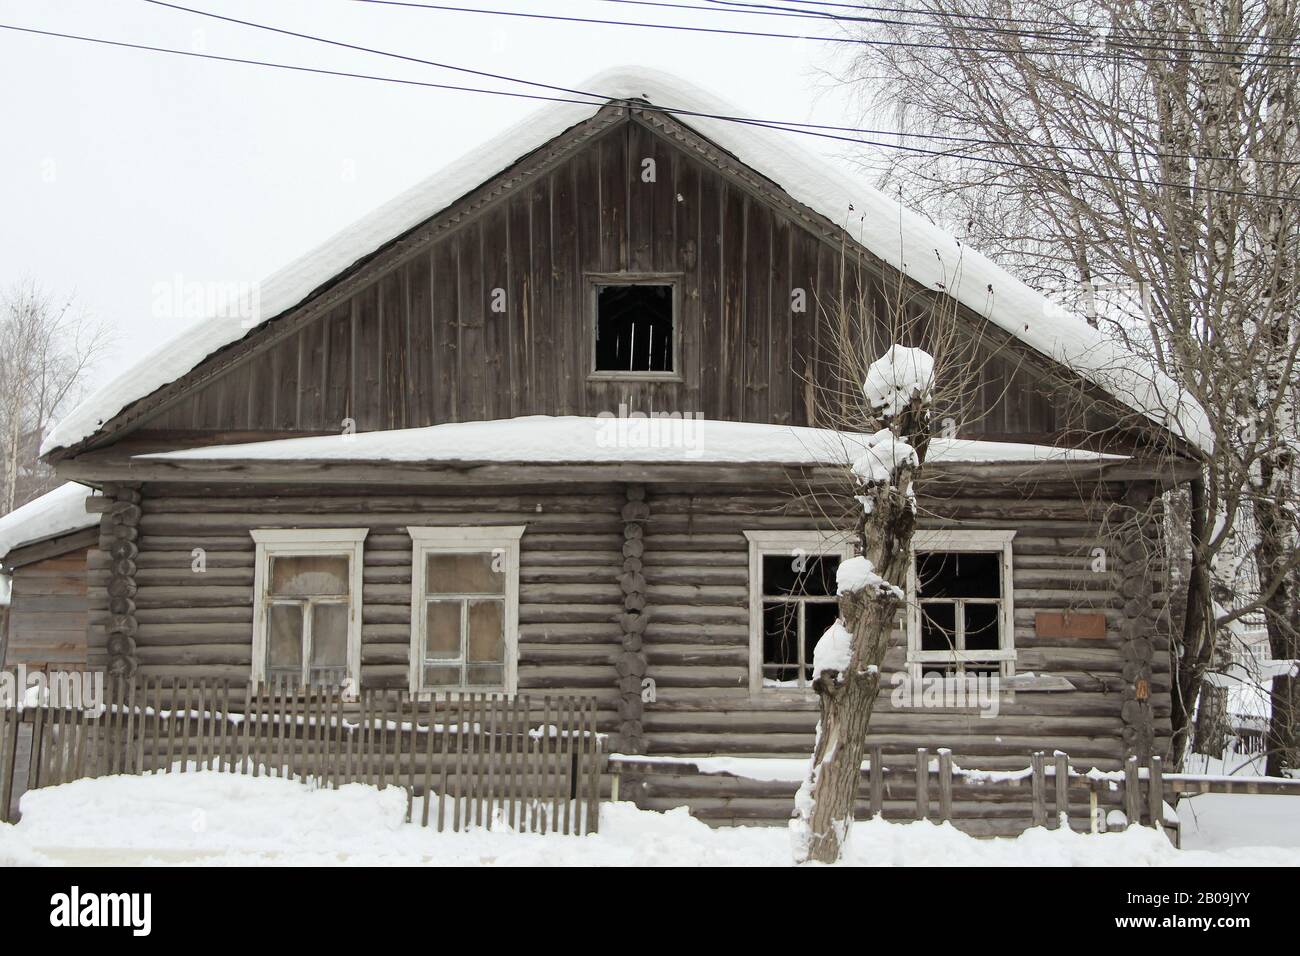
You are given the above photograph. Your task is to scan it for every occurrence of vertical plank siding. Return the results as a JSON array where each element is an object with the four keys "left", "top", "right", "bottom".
[{"left": 139, "top": 116, "right": 1101, "bottom": 446}]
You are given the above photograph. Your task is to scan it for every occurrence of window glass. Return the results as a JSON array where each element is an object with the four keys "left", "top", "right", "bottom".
[{"left": 271, "top": 555, "right": 349, "bottom": 596}]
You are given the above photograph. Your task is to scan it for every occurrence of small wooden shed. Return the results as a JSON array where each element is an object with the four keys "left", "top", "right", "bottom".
[{"left": 0, "top": 483, "right": 98, "bottom": 670}]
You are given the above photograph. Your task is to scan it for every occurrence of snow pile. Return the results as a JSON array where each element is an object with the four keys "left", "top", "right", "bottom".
[
  {"left": 836, "top": 556, "right": 903, "bottom": 600},
  {"left": 862, "top": 346, "right": 935, "bottom": 418},
  {"left": 1, "top": 772, "right": 1296, "bottom": 866},
  {"left": 42, "top": 68, "right": 1211, "bottom": 456},
  {"left": 137, "top": 416, "right": 1120, "bottom": 468},
  {"left": 851, "top": 428, "right": 919, "bottom": 484},
  {"left": 0, "top": 482, "right": 98, "bottom": 561},
  {"left": 811, "top": 620, "right": 853, "bottom": 680}
]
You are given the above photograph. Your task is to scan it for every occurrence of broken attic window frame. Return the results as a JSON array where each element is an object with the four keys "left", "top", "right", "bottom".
[{"left": 588, "top": 273, "right": 682, "bottom": 380}]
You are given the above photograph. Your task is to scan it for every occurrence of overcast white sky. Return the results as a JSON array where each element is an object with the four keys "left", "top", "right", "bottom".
[{"left": 0, "top": 0, "right": 870, "bottom": 395}]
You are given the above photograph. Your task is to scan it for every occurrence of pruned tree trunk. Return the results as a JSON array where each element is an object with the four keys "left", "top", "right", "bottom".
[{"left": 793, "top": 347, "right": 932, "bottom": 864}]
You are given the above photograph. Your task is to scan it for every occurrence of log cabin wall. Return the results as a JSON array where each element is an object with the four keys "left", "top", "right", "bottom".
[
  {"left": 129, "top": 111, "right": 1100, "bottom": 449},
  {"left": 96, "top": 477, "right": 1171, "bottom": 773},
  {"left": 640, "top": 481, "right": 1172, "bottom": 771}
]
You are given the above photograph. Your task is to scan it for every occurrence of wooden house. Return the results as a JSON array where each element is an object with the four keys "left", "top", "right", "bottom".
[
  {"left": 39, "top": 69, "right": 1209, "bottom": 830},
  {"left": 0, "top": 483, "right": 98, "bottom": 670}
]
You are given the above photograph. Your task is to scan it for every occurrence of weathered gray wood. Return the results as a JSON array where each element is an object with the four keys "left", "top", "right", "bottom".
[
  {"left": 915, "top": 748, "right": 929, "bottom": 821},
  {"left": 938, "top": 750, "right": 953, "bottom": 822},
  {"left": 1031, "top": 751, "right": 1046, "bottom": 826},
  {"left": 1124, "top": 755, "right": 1141, "bottom": 826}
]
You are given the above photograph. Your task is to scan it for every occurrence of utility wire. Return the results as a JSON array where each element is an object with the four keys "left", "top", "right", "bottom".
[
  {"left": 3, "top": 20, "right": 1296, "bottom": 201},
  {"left": 349, "top": 0, "right": 1300, "bottom": 67},
  {"left": 709, "top": 0, "right": 1300, "bottom": 46},
  {"left": 617, "top": 0, "right": 1300, "bottom": 52},
  {"left": 145, "top": 0, "right": 1300, "bottom": 167}
]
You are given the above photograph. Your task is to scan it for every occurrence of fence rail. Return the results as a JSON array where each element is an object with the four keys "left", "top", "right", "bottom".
[{"left": 1, "top": 676, "right": 604, "bottom": 835}]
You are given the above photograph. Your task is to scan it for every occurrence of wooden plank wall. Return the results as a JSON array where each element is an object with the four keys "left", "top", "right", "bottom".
[
  {"left": 4, "top": 551, "right": 90, "bottom": 669},
  {"left": 140, "top": 117, "right": 1073, "bottom": 444},
  {"left": 640, "top": 482, "right": 1173, "bottom": 771},
  {"left": 90, "top": 478, "right": 1171, "bottom": 775}
]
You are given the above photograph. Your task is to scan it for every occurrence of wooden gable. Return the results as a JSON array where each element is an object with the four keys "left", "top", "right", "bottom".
[{"left": 60, "top": 104, "right": 1145, "bottom": 460}]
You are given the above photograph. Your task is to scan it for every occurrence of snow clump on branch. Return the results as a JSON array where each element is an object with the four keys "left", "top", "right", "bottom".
[{"left": 861, "top": 345, "right": 935, "bottom": 418}]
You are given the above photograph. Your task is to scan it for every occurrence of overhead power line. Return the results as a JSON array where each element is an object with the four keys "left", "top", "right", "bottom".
[
  {"left": 347, "top": 0, "right": 1300, "bottom": 68},
  {"left": 142, "top": 0, "right": 1300, "bottom": 168},
  {"left": 2, "top": 20, "right": 1296, "bottom": 202}
]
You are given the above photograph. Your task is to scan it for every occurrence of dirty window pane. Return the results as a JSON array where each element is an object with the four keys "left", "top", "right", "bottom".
[
  {"left": 424, "top": 664, "right": 461, "bottom": 688},
  {"left": 425, "top": 601, "right": 462, "bottom": 660},
  {"left": 426, "top": 552, "right": 504, "bottom": 595},
  {"left": 311, "top": 603, "right": 349, "bottom": 668},
  {"left": 271, "top": 555, "right": 349, "bottom": 596},
  {"left": 467, "top": 600, "right": 504, "bottom": 663},
  {"left": 466, "top": 664, "right": 504, "bottom": 688},
  {"left": 268, "top": 604, "right": 303, "bottom": 670}
]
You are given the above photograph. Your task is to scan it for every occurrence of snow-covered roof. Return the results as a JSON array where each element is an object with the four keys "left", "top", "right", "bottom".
[
  {"left": 43, "top": 67, "right": 1212, "bottom": 457},
  {"left": 0, "top": 483, "right": 98, "bottom": 562},
  {"left": 139, "top": 415, "right": 1124, "bottom": 468}
]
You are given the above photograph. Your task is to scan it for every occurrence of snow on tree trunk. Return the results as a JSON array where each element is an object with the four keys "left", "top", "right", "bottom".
[{"left": 792, "top": 346, "right": 933, "bottom": 865}]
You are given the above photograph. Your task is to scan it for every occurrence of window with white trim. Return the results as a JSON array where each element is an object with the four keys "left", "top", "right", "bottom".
[
  {"left": 251, "top": 529, "right": 367, "bottom": 689},
  {"left": 744, "top": 531, "right": 856, "bottom": 693},
  {"left": 907, "top": 530, "right": 1016, "bottom": 678},
  {"left": 408, "top": 526, "right": 525, "bottom": 695}
]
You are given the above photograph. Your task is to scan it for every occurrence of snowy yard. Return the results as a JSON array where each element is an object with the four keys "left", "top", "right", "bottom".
[{"left": 1, "top": 771, "right": 1297, "bottom": 867}]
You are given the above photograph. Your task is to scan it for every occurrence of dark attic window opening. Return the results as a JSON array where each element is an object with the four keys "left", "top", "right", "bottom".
[{"left": 595, "top": 283, "right": 674, "bottom": 373}]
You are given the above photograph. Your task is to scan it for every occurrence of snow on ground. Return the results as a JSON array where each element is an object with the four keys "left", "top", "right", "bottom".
[
  {"left": 1, "top": 772, "right": 1296, "bottom": 867},
  {"left": 1176, "top": 751, "right": 1300, "bottom": 853}
]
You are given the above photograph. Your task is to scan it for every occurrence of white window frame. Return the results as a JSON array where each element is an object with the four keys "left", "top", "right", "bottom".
[
  {"left": 407, "top": 526, "right": 526, "bottom": 696},
  {"left": 906, "top": 529, "right": 1017, "bottom": 680},
  {"left": 744, "top": 530, "right": 856, "bottom": 696},
  {"left": 250, "top": 528, "right": 367, "bottom": 688}
]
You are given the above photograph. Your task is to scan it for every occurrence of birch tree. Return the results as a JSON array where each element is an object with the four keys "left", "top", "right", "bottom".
[{"left": 0, "top": 281, "right": 109, "bottom": 512}]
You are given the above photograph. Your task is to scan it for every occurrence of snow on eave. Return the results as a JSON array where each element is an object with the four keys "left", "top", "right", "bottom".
[
  {"left": 136, "top": 416, "right": 1127, "bottom": 468},
  {"left": 0, "top": 483, "right": 99, "bottom": 562},
  {"left": 42, "top": 67, "right": 1213, "bottom": 457}
]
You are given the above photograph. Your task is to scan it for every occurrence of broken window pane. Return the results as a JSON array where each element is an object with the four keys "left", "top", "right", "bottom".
[
  {"left": 271, "top": 555, "right": 349, "bottom": 596},
  {"left": 920, "top": 602, "right": 957, "bottom": 651},
  {"left": 425, "top": 601, "right": 462, "bottom": 660},
  {"left": 595, "top": 284, "right": 674, "bottom": 373},
  {"left": 762, "top": 554, "right": 839, "bottom": 597},
  {"left": 916, "top": 551, "right": 1000, "bottom": 599},
  {"left": 268, "top": 603, "right": 303, "bottom": 670},
  {"left": 467, "top": 600, "right": 504, "bottom": 663},
  {"left": 804, "top": 601, "right": 841, "bottom": 682},
  {"left": 963, "top": 602, "right": 1000, "bottom": 650},
  {"left": 426, "top": 552, "right": 504, "bottom": 595}
]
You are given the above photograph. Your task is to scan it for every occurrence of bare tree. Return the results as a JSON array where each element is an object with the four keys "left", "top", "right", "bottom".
[
  {"left": 838, "top": 0, "right": 1300, "bottom": 773},
  {"left": 0, "top": 281, "right": 110, "bottom": 512}
]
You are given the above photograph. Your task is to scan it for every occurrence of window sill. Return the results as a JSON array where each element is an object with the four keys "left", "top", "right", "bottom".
[{"left": 586, "top": 371, "right": 684, "bottom": 383}]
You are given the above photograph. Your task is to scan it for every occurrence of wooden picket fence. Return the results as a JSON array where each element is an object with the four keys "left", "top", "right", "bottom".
[{"left": 1, "top": 675, "right": 604, "bottom": 835}]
